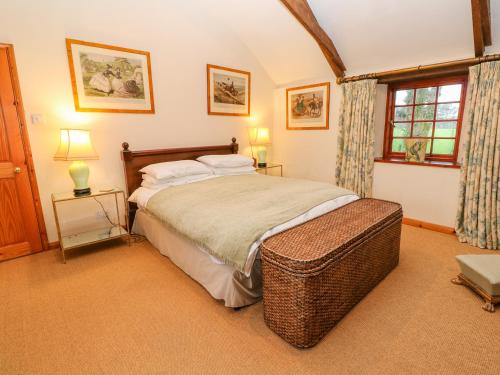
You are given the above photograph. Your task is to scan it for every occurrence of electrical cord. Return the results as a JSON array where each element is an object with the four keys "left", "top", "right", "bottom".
[
  {"left": 93, "top": 196, "right": 145, "bottom": 243},
  {"left": 93, "top": 197, "right": 116, "bottom": 226},
  {"left": 93, "top": 197, "right": 117, "bottom": 236}
]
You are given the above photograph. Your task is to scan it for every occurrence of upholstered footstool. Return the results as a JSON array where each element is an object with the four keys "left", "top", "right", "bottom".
[{"left": 452, "top": 255, "right": 500, "bottom": 312}]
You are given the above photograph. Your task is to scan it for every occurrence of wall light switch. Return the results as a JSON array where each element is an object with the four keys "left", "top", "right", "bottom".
[{"left": 30, "top": 113, "right": 45, "bottom": 125}]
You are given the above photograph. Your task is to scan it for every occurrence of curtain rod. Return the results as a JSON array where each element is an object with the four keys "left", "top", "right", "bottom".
[{"left": 336, "top": 54, "right": 500, "bottom": 84}]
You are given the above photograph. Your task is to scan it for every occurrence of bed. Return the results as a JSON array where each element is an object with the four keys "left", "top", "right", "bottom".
[{"left": 121, "top": 138, "right": 358, "bottom": 307}]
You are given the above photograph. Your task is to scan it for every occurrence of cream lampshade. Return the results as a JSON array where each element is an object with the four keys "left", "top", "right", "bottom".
[
  {"left": 248, "top": 127, "right": 271, "bottom": 167},
  {"left": 54, "top": 129, "right": 98, "bottom": 196}
]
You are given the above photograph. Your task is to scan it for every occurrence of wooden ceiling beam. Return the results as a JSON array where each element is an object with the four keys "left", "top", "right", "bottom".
[
  {"left": 480, "top": 0, "right": 492, "bottom": 46},
  {"left": 471, "top": 0, "right": 492, "bottom": 57},
  {"left": 280, "top": 0, "right": 346, "bottom": 78}
]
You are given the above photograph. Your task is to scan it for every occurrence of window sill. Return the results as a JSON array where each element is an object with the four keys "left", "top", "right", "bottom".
[{"left": 374, "top": 157, "right": 461, "bottom": 169}]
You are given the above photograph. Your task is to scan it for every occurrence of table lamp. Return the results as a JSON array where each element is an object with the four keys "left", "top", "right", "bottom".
[
  {"left": 249, "top": 127, "right": 271, "bottom": 167},
  {"left": 54, "top": 129, "right": 98, "bottom": 196}
]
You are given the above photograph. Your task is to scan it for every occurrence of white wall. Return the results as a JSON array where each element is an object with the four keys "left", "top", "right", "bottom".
[
  {"left": 372, "top": 163, "right": 460, "bottom": 227},
  {"left": 0, "top": 0, "right": 275, "bottom": 242},
  {"left": 272, "top": 77, "right": 341, "bottom": 183}
]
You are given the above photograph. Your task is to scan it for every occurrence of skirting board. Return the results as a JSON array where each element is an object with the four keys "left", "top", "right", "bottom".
[
  {"left": 402, "top": 217, "right": 455, "bottom": 234},
  {"left": 48, "top": 241, "right": 60, "bottom": 250}
]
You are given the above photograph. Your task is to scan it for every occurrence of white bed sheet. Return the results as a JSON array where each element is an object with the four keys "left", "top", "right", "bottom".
[{"left": 129, "top": 178, "right": 359, "bottom": 276}]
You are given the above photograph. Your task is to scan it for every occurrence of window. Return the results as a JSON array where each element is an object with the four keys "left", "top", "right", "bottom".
[{"left": 383, "top": 76, "right": 467, "bottom": 164}]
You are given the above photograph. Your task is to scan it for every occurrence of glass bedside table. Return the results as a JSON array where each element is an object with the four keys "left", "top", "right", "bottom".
[
  {"left": 51, "top": 188, "right": 130, "bottom": 263},
  {"left": 256, "top": 163, "right": 283, "bottom": 176}
]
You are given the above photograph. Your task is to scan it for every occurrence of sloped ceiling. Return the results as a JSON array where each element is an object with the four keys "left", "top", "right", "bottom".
[
  {"left": 214, "top": 0, "right": 499, "bottom": 85},
  {"left": 309, "top": 0, "right": 499, "bottom": 75},
  {"left": 210, "top": 0, "right": 332, "bottom": 86}
]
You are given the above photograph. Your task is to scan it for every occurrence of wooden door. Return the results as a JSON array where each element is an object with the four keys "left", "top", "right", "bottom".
[{"left": 0, "top": 45, "right": 44, "bottom": 261}]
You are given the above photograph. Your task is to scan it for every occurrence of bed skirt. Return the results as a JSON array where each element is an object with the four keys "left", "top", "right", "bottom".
[{"left": 133, "top": 210, "right": 262, "bottom": 307}]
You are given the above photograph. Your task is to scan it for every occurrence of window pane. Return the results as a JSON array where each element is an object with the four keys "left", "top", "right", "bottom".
[
  {"left": 393, "top": 123, "right": 411, "bottom": 137},
  {"left": 436, "top": 103, "right": 459, "bottom": 120},
  {"left": 395, "top": 89, "right": 414, "bottom": 105},
  {"left": 432, "top": 139, "right": 455, "bottom": 155},
  {"left": 438, "top": 84, "right": 462, "bottom": 102},
  {"left": 391, "top": 138, "right": 406, "bottom": 153},
  {"left": 414, "top": 105, "right": 435, "bottom": 120},
  {"left": 415, "top": 87, "right": 437, "bottom": 104},
  {"left": 394, "top": 106, "right": 412, "bottom": 121},
  {"left": 435, "top": 121, "right": 457, "bottom": 137},
  {"left": 413, "top": 122, "right": 433, "bottom": 137}
]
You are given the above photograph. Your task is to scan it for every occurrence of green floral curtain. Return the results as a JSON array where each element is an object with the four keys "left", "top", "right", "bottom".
[
  {"left": 335, "top": 79, "right": 377, "bottom": 197},
  {"left": 456, "top": 61, "right": 500, "bottom": 250}
]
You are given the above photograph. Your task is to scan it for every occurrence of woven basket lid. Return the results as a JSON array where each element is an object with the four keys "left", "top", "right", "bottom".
[{"left": 261, "top": 198, "right": 402, "bottom": 273}]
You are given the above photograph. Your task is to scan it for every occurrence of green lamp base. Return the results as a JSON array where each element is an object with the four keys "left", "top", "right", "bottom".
[
  {"left": 257, "top": 147, "right": 267, "bottom": 168},
  {"left": 69, "top": 160, "right": 91, "bottom": 196}
]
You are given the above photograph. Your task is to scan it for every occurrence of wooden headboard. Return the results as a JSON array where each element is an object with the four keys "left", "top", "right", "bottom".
[{"left": 121, "top": 138, "right": 238, "bottom": 223}]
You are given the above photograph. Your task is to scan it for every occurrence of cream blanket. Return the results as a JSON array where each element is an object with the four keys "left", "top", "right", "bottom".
[{"left": 146, "top": 174, "right": 354, "bottom": 272}]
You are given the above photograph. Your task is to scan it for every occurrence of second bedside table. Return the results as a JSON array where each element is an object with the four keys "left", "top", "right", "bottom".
[{"left": 256, "top": 163, "right": 283, "bottom": 177}]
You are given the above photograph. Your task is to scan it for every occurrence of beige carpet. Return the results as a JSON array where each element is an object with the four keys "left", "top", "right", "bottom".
[{"left": 1, "top": 225, "right": 499, "bottom": 375}]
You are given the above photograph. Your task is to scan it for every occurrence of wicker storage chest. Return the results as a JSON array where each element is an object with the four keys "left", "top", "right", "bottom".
[{"left": 261, "top": 198, "right": 402, "bottom": 348}]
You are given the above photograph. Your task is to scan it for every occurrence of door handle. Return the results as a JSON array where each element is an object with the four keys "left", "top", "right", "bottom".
[{"left": 14, "top": 167, "right": 21, "bottom": 174}]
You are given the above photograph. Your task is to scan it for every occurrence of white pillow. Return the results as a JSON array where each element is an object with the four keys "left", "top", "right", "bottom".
[
  {"left": 210, "top": 166, "right": 256, "bottom": 176},
  {"left": 142, "top": 174, "right": 173, "bottom": 185},
  {"left": 139, "top": 160, "right": 211, "bottom": 180},
  {"left": 141, "top": 173, "right": 214, "bottom": 189},
  {"left": 197, "top": 154, "right": 254, "bottom": 168},
  {"left": 128, "top": 187, "right": 160, "bottom": 209},
  {"left": 128, "top": 188, "right": 141, "bottom": 203}
]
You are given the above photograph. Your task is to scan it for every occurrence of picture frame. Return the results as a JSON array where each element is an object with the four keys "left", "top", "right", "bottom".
[
  {"left": 286, "top": 82, "right": 330, "bottom": 130},
  {"left": 207, "top": 64, "right": 250, "bottom": 116},
  {"left": 404, "top": 138, "right": 428, "bottom": 162},
  {"left": 66, "top": 39, "right": 155, "bottom": 114}
]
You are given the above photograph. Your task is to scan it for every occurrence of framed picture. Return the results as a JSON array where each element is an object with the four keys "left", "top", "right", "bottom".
[
  {"left": 286, "top": 82, "right": 330, "bottom": 130},
  {"left": 404, "top": 138, "right": 428, "bottom": 162},
  {"left": 66, "top": 39, "right": 155, "bottom": 113},
  {"left": 207, "top": 64, "right": 250, "bottom": 116}
]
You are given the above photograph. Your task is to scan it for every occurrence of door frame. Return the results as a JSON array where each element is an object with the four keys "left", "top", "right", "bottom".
[{"left": 0, "top": 43, "right": 48, "bottom": 252}]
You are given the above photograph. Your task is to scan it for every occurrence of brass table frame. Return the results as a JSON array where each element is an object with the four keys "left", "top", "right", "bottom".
[
  {"left": 256, "top": 163, "right": 283, "bottom": 177},
  {"left": 51, "top": 189, "right": 130, "bottom": 263}
]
